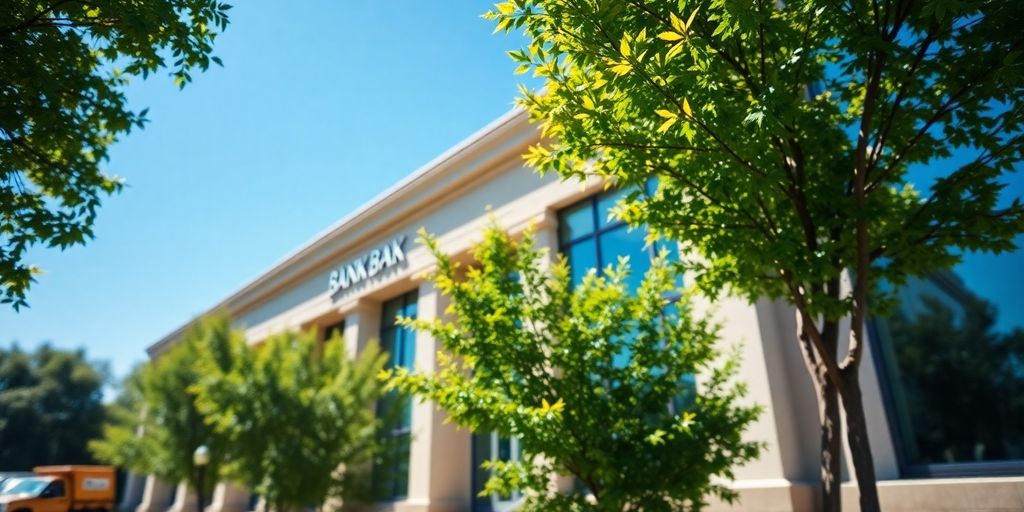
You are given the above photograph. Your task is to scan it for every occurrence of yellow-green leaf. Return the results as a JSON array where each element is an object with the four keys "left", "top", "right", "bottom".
[
  {"left": 670, "top": 12, "right": 686, "bottom": 33},
  {"left": 515, "top": 64, "right": 530, "bottom": 75},
  {"left": 682, "top": 411, "right": 697, "bottom": 428},
  {"left": 496, "top": 2, "right": 516, "bottom": 14},
  {"left": 582, "top": 95, "right": 596, "bottom": 110},
  {"left": 667, "top": 42, "right": 685, "bottom": 60},
  {"left": 611, "top": 63, "right": 632, "bottom": 75},
  {"left": 658, "top": 31, "right": 684, "bottom": 42},
  {"left": 685, "top": 8, "right": 700, "bottom": 34},
  {"left": 493, "top": 16, "right": 511, "bottom": 33},
  {"left": 658, "top": 117, "right": 678, "bottom": 133},
  {"left": 683, "top": 98, "right": 693, "bottom": 117},
  {"left": 655, "top": 109, "right": 677, "bottom": 119},
  {"left": 550, "top": 398, "right": 565, "bottom": 413},
  {"left": 619, "top": 35, "right": 632, "bottom": 57}
]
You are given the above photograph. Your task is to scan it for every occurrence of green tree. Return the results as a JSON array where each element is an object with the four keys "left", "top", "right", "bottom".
[
  {"left": 88, "top": 365, "right": 152, "bottom": 476},
  {"left": 487, "top": 1, "right": 1024, "bottom": 509},
  {"left": 191, "top": 319, "right": 389, "bottom": 512},
  {"left": 385, "top": 225, "right": 762, "bottom": 511},
  {"left": 0, "top": 0, "right": 231, "bottom": 309},
  {"left": 0, "top": 344, "right": 107, "bottom": 470},
  {"left": 91, "top": 318, "right": 228, "bottom": 500}
]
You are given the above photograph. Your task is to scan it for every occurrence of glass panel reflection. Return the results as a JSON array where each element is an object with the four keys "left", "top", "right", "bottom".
[
  {"left": 875, "top": 267, "right": 1024, "bottom": 466},
  {"left": 566, "top": 240, "right": 597, "bottom": 287},
  {"left": 598, "top": 225, "right": 652, "bottom": 292},
  {"left": 558, "top": 201, "right": 595, "bottom": 242}
]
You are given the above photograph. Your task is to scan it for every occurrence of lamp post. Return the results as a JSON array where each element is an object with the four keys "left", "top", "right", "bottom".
[{"left": 192, "top": 445, "right": 210, "bottom": 512}]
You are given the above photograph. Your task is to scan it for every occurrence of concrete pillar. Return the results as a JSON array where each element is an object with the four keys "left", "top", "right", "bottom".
[
  {"left": 532, "top": 214, "right": 576, "bottom": 495},
  {"left": 206, "top": 483, "right": 250, "bottom": 512},
  {"left": 343, "top": 298, "right": 381, "bottom": 356},
  {"left": 167, "top": 482, "right": 197, "bottom": 512},
  {"left": 135, "top": 476, "right": 174, "bottom": 512},
  {"left": 119, "top": 473, "right": 146, "bottom": 512},
  {"left": 404, "top": 280, "right": 471, "bottom": 511}
]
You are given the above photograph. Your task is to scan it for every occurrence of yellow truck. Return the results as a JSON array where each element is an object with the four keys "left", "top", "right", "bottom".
[{"left": 0, "top": 466, "right": 115, "bottom": 512}]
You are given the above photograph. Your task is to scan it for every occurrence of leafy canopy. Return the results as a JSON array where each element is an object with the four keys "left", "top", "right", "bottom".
[
  {"left": 487, "top": 2, "right": 1023, "bottom": 509},
  {"left": 90, "top": 316, "right": 229, "bottom": 494},
  {"left": 191, "top": 322, "right": 389, "bottom": 511},
  {"left": 487, "top": 0, "right": 1024, "bottom": 320},
  {"left": 1, "top": 344, "right": 107, "bottom": 470},
  {"left": 0, "top": 0, "right": 231, "bottom": 309},
  {"left": 385, "top": 224, "right": 762, "bottom": 511}
]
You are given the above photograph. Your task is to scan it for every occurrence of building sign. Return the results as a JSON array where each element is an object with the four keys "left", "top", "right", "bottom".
[{"left": 328, "top": 236, "right": 407, "bottom": 295}]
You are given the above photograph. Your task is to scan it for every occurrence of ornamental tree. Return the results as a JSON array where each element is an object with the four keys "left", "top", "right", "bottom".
[
  {"left": 384, "top": 224, "right": 762, "bottom": 511},
  {"left": 486, "top": 1, "right": 1024, "bottom": 510},
  {"left": 191, "top": 319, "right": 389, "bottom": 512},
  {"left": 0, "top": 0, "right": 231, "bottom": 309},
  {"left": 91, "top": 317, "right": 229, "bottom": 498}
]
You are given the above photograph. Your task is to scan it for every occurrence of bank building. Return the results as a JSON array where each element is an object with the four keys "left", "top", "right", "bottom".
[{"left": 120, "top": 109, "right": 1024, "bottom": 512}]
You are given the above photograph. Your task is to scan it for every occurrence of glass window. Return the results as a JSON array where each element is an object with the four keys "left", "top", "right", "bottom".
[
  {"left": 558, "top": 201, "right": 595, "bottom": 243},
  {"left": 44, "top": 481, "right": 64, "bottom": 498},
  {"left": 247, "top": 493, "right": 261, "bottom": 512},
  {"left": 2, "top": 478, "right": 48, "bottom": 497},
  {"left": 374, "top": 289, "right": 418, "bottom": 500},
  {"left": 872, "top": 171, "right": 1024, "bottom": 475},
  {"left": 321, "top": 319, "right": 345, "bottom": 342},
  {"left": 558, "top": 186, "right": 690, "bottom": 434},
  {"left": 565, "top": 239, "right": 598, "bottom": 287},
  {"left": 596, "top": 184, "right": 642, "bottom": 229},
  {"left": 471, "top": 432, "right": 523, "bottom": 512},
  {"left": 558, "top": 186, "right": 678, "bottom": 289},
  {"left": 598, "top": 225, "right": 652, "bottom": 293}
]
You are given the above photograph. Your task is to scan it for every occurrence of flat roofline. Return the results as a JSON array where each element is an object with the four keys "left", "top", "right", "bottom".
[{"left": 147, "top": 107, "right": 531, "bottom": 356}]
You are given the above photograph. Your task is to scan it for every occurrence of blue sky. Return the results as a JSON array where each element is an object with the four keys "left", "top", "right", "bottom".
[
  {"left": 1, "top": 2, "right": 537, "bottom": 381},
  {"left": 4, "top": 2, "right": 1022, "bottom": 385}
]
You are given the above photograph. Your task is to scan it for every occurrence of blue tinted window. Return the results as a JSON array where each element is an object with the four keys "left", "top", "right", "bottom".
[
  {"left": 471, "top": 433, "right": 523, "bottom": 511},
  {"left": 375, "top": 289, "right": 418, "bottom": 500},
  {"left": 558, "top": 201, "right": 595, "bottom": 242},
  {"left": 598, "top": 225, "right": 652, "bottom": 293},
  {"left": 596, "top": 184, "right": 642, "bottom": 229},
  {"left": 566, "top": 239, "right": 597, "bottom": 286}
]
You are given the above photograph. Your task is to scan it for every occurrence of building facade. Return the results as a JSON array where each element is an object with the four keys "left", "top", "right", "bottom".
[{"left": 122, "top": 109, "right": 1024, "bottom": 512}]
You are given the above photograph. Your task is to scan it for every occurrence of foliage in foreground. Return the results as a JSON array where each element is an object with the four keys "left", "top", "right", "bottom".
[
  {"left": 487, "top": 1, "right": 1024, "bottom": 510},
  {"left": 385, "top": 225, "right": 762, "bottom": 511},
  {"left": 0, "top": 0, "right": 231, "bottom": 309},
  {"left": 192, "top": 323, "right": 389, "bottom": 511},
  {"left": 1, "top": 344, "right": 107, "bottom": 470}
]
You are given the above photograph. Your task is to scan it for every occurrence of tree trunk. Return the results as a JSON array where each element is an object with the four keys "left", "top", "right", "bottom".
[
  {"left": 796, "top": 313, "right": 843, "bottom": 512},
  {"left": 820, "top": 372, "right": 842, "bottom": 512},
  {"left": 841, "top": 367, "right": 881, "bottom": 512}
]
